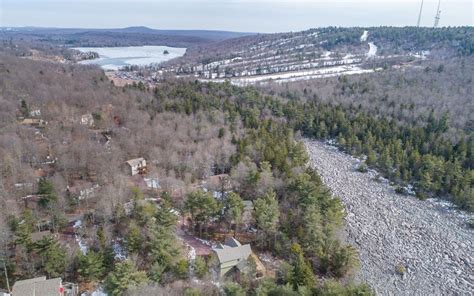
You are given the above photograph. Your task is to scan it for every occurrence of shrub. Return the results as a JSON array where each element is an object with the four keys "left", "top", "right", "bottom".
[
  {"left": 395, "top": 263, "right": 406, "bottom": 276},
  {"left": 357, "top": 162, "right": 368, "bottom": 173},
  {"left": 193, "top": 256, "right": 208, "bottom": 278},
  {"left": 395, "top": 186, "right": 408, "bottom": 195},
  {"left": 174, "top": 259, "right": 189, "bottom": 279}
]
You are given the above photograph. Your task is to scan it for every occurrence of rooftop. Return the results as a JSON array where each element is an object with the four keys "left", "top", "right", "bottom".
[
  {"left": 12, "top": 277, "right": 62, "bottom": 296},
  {"left": 125, "top": 157, "right": 146, "bottom": 167},
  {"left": 213, "top": 237, "right": 252, "bottom": 264}
]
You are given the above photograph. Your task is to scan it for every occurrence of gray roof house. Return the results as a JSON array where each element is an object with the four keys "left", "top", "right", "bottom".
[
  {"left": 11, "top": 277, "right": 78, "bottom": 296},
  {"left": 213, "top": 237, "right": 264, "bottom": 277}
]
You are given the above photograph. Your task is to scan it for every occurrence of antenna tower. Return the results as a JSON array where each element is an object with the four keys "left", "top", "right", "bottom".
[
  {"left": 417, "top": 0, "right": 424, "bottom": 27},
  {"left": 434, "top": 0, "right": 441, "bottom": 27}
]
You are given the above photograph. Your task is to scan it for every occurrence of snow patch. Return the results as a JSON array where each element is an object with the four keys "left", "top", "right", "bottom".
[
  {"left": 113, "top": 240, "right": 127, "bottom": 260},
  {"left": 367, "top": 42, "right": 377, "bottom": 57},
  {"left": 73, "top": 219, "right": 88, "bottom": 255},
  {"left": 360, "top": 30, "right": 369, "bottom": 42}
]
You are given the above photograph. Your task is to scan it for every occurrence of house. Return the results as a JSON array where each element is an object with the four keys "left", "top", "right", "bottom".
[
  {"left": 19, "top": 119, "right": 47, "bottom": 128},
  {"left": 11, "top": 276, "right": 78, "bottom": 296},
  {"left": 66, "top": 183, "right": 99, "bottom": 201},
  {"left": 125, "top": 158, "right": 147, "bottom": 176},
  {"left": 213, "top": 238, "right": 264, "bottom": 278},
  {"left": 80, "top": 114, "right": 94, "bottom": 127}
]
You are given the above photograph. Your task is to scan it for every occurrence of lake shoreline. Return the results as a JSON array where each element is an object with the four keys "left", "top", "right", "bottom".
[{"left": 73, "top": 45, "right": 186, "bottom": 70}]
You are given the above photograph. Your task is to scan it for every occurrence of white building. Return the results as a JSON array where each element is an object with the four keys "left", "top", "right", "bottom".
[{"left": 125, "top": 158, "right": 147, "bottom": 176}]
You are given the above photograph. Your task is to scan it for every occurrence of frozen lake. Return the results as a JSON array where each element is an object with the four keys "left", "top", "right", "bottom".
[{"left": 73, "top": 45, "right": 186, "bottom": 70}]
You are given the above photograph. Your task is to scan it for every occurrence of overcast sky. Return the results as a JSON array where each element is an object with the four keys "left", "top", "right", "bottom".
[{"left": 1, "top": 0, "right": 472, "bottom": 32}]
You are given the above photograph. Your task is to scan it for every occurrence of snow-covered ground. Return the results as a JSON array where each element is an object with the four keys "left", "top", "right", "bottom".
[
  {"left": 81, "top": 288, "right": 108, "bottom": 296},
  {"left": 73, "top": 219, "right": 88, "bottom": 255},
  {"left": 113, "top": 239, "right": 127, "bottom": 260},
  {"left": 204, "top": 65, "right": 379, "bottom": 85},
  {"left": 360, "top": 30, "right": 369, "bottom": 42},
  {"left": 367, "top": 42, "right": 377, "bottom": 57},
  {"left": 74, "top": 46, "right": 186, "bottom": 70}
]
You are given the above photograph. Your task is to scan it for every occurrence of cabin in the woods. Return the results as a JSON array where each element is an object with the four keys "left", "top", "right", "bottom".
[
  {"left": 11, "top": 276, "right": 78, "bottom": 296},
  {"left": 125, "top": 158, "right": 147, "bottom": 176},
  {"left": 19, "top": 118, "right": 47, "bottom": 128},
  {"left": 213, "top": 238, "right": 265, "bottom": 278}
]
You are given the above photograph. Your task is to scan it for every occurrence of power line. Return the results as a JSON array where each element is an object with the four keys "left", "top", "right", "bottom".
[
  {"left": 434, "top": 0, "right": 441, "bottom": 27},
  {"left": 417, "top": 0, "right": 424, "bottom": 27}
]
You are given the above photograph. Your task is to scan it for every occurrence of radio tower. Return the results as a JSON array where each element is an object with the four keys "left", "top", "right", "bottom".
[
  {"left": 434, "top": 0, "right": 441, "bottom": 27},
  {"left": 417, "top": 0, "right": 424, "bottom": 27}
]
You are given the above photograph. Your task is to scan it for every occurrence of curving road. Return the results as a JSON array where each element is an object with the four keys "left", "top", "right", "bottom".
[{"left": 304, "top": 139, "right": 474, "bottom": 296}]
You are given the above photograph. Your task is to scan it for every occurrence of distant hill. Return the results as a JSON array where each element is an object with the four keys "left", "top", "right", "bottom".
[
  {"left": 0, "top": 26, "right": 252, "bottom": 47},
  {"left": 0, "top": 26, "right": 255, "bottom": 48}
]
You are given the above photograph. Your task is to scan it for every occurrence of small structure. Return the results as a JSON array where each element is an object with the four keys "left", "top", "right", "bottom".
[
  {"left": 11, "top": 276, "right": 78, "bottom": 296},
  {"left": 125, "top": 158, "right": 147, "bottom": 176},
  {"left": 144, "top": 177, "right": 160, "bottom": 190},
  {"left": 80, "top": 114, "right": 94, "bottom": 127},
  {"left": 19, "top": 118, "right": 47, "bottom": 128},
  {"left": 213, "top": 238, "right": 264, "bottom": 278},
  {"left": 29, "top": 109, "right": 41, "bottom": 117},
  {"left": 67, "top": 183, "right": 99, "bottom": 201}
]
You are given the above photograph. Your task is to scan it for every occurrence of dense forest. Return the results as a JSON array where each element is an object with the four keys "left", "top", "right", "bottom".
[
  {"left": 0, "top": 54, "right": 372, "bottom": 295},
  {"left": 148, "top": 75, "right": 474, "bottom": 210},
  {"left": 263, "top": 57, "right": 473, "bottom": 210}
]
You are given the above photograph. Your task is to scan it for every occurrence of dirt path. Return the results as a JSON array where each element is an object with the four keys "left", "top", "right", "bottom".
[
  {"left": 176, "top": 218, "right": 213, "bottom": 257},
  {"left": 304, "top": 139, "right": 474, "bottom": 296}
]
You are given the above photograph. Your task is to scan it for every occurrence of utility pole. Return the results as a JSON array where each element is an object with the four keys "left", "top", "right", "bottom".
[
  {"left": 0, "top": 258, "right": 10, "bottom": 293},
  {"left": 417, "top": 0, "right": 424, "bottom": 27},
  {"left": 434, "top": 0, "right": 441, "bottom": 27}
]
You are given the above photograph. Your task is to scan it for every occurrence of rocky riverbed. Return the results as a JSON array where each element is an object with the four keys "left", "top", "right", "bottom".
[{"left": 304, "top": 139, "right": 474, "bottom": 296}]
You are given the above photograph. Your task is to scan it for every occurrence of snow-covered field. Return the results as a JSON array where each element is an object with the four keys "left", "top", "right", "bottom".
[
  {"left": 74, "top": 46, "right": 186, "bottom": 70},
  {"left": 205, "top": 65, "right": 379, "bottom": 85}
]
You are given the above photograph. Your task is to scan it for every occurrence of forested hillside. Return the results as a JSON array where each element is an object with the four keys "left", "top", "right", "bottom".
[
  {"left": 262, "top": 56, "right": 473, "bottom": 210},
  {"left": 169, "top": 26, "right": 474, "bottom": 70},
  {"left": 0, "top": 54, "right": 372, "bottom": 295},
  {"left": 0, "top": 27, "right": 252, "bottom": 48}
]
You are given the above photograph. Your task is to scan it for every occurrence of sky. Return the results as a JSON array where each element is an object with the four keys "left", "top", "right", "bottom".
[{"left": 0, "top": 0, "right": 472, "bottom": 33}]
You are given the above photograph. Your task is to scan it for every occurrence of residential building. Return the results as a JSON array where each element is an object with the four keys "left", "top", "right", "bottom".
[
  {"left": 125, "top": 158, "right": 147, "bottom": 176},
  {"left": 212, "top": 237, "right": 265, "bottom": 278},
  {"left": 11, "top": 276, "right": 78, "bottom": 296}
]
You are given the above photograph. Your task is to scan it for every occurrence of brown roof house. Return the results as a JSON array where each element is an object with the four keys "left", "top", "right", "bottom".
[
  {"left": 213, "top": 238, "right": 265, "bottom": 278},
  {"left": 11, "top": 276, "right": 78, "bottom": 296},
  {"left": 125, "top": 158, "right": 147, "bottom": 176},
  {"left": 19, "top": 118, "right": 47, "bottom": 128}
]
